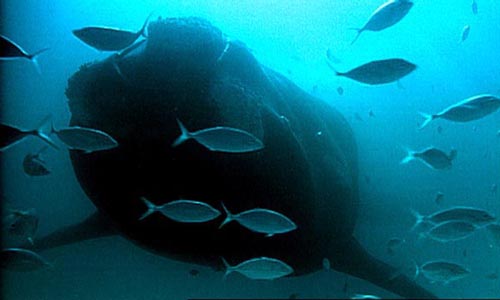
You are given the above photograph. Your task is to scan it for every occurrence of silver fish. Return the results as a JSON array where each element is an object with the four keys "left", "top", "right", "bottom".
[
  {"left": 52, "top": 125, "right": 118, "bottom": 153},
  {"left": 22, "top": 146, "right": 51, "bottom": 176},
  {"left": 328, "top": 58, "right": 416, "bottom": 85},
  {"left": 172, "top": 119, "right": 264, "bottom": 153},
  {"left": 411, "top": 206, "right": 496, "bottom": 231},
  {"left": 219, "top": 203, "right": 297, "bottom": 237},
  {"left": 400, "top": 146, "right": 456, "bottom": 170},
  {"left": 472, "top": 0, "right": 478, "bottom": 15},
  {"left": 221, "top": 257, "right": 293, "bottom": 280},
  {"left": 139, "top": 197, "right": 221, "bottom": 223},
  {"left": 414, "top": 260, "right": 470, "bottom": 284},
  {"left": 419, "top": 94, "right": 500, "bottom": 129},
  {"left": 0, "top": 35, "right": 49, "bottom": 73},
  {"left": 421, "top": 220, "right": 477, "bottom": 243},
  {"left": 72, "top": 13, "right": 151, "bottom": 51},
  {"left": 386, "top": 238, "right": 405, "bottom": 256},
  {"left": 351, "top": 0, "right": 414, "bottom": 44},
  {"left": 0, "top": 116, "right": 58, "bottom": 151},
  {"left": 351, "top": 294, "right": 381, "bottom": 300},
  {"left": 461, "top": 25, "right": 471, "bottom": 42},
  {"left": 486, "top": 223, "right": 500, "bottom": 248},
  {"left": 3, "top": 208, "right": 39, "bottom": 244},
  {"left": 1, "top": 248, "right": 51, "bottom": 272}
]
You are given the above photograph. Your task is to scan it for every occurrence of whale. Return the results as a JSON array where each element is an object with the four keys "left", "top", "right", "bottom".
[{"left": 32, "top": 17, "right": 435, "bottom": 299}]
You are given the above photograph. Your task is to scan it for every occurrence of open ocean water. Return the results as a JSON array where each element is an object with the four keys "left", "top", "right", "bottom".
[{"left": 1, "top": 1, "right": 499, "bottom": 299}]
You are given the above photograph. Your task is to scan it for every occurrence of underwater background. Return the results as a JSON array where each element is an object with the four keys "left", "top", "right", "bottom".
[{"left": 1, "top": 0, "right": 499, "bottom": 299}]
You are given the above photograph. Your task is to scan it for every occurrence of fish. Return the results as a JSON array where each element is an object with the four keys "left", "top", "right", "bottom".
[
  {"left": 337, "top": 86, "right": 344, "bottom": 95},
  {"left": 434, "top": 192, "right": 444, "bottom": 205},
  {"left": 219, "top": 203, "right": 297, "bottom": 237},
  {"left": 327, "top": 58, "right": 417, "bottom": 85},
  {"left": 351, "top": 294, "right": 381, "bottom": 300},
  {"left": 436, "top": 125, "right": 443, "bottom": 134},
  {"left": 2, "top": 208, "right": 39, "bottom": 244},
  {"left": 351, "top": 0, "right": 414, "bottom": 44},
  {"left": 413, "top": 260, "right": 470, "bottom": 284},
  {"left": 461, "top": 25, "right": 471, "bottom": 42},
  {"left": 420, "top": 220, "right": 477, "bottom": 243},
  {"left": 0, "top": 34, "right": 49, "bottom": 73},
  {"left": 419, "top": 94, "right": 500, "bottom": 129},
  {"left": 368, "top": 110, "right": 375, "bottom": 117},
  {"left": 139, "top": 197, "right": 221, "bottom": 222},
  {"left": 322, "top": 258, "right": 331, "bottom": 271},
  {"left": 189, "top": 269, "right": 200, "bottom": 277},
  {"left": 288, "top": 293, "right": 300, "bottom": 299},
  {"left": 221, "top": 256, "right": 293, "bottom": 280},
  {"left": 0, "top": 116, "right": 58, "bottom": 151},
  {"left": 411, "top": 206, "right": 496, "bottom": 231},
  {"left": 1, "top": 248, "right": 52, "bottom": 272},
  {"left": 72, "top": 13, "right": 152, "bottom": 51},
  {"left": 172, "top": 119, "right": 264, "bottom": 153},
  {"left": 386, "top": 238, "right": 405, "bottom": 256},
  {"left": 485, "top": 271, "right": 498, "bottom": 280},
  {"left": 486, "top": 223, "right": 500, "bottom": 248},
  {"left": 51, "top": 125, "right": 118, "bottom": 153},
  {"left": 472, "top": 0, "right": 478, "bottom": 15},
  {"left": 22, "top": 146, "right": 51, "bottom": 176},
  {"left": 400, "top": 146, "right": 457, "bottom": 170}
]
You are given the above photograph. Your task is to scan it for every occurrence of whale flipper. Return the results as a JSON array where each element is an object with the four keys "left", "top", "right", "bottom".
[
  {"left": 31, "top": 211, "right": 117, "bottom": 252},
  {"left": 335, "top": 237, "right": 436, "bottom": 299}
]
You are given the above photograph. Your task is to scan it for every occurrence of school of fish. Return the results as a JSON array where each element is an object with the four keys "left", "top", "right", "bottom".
[{"left": 1, "top": 0, "right": 499, "bottom": 297}]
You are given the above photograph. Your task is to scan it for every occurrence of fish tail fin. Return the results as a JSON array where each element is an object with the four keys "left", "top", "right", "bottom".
[
  {"left": 34, "top": 115, "right": 59, "bottom": 150},
  {"left": 138, "top": 197, "right": 157, "bottom": 221},
  {"left": 418, "top": 112, "right": 436, "bottom": 130},
  {"left": 172, "top": 119, "right": 192, "bottom": 147},
  {"left": 349, "top": 28, "right": 362, "bottom": 45},
  {"left": 412, "top": 259, "right": 420, "bottom": 281},
  {"left": 27, "top": 47, "right": 49, "bottom": 75},
  {"left": 221, "top": 257, "right": 233, "bottom": 280},
  {"left": 218, "top": 202, "right": 234, "bottom": 229},
  {"left": 325, "top": 56, "right": 341, "bottom": 76},
  {"left": 410, "top": 209, "right": 424, "bottom": 231},
  {"left": 399, "top": 146, "right": 414, "bottom": 164},
  {"left": 139, "top": 11, "right": 155, "bottom": 37}
]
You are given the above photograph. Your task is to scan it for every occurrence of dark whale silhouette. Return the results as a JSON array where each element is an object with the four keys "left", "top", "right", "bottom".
[{"left": 33, "top": 17, "right": 436, "bottom": 299}]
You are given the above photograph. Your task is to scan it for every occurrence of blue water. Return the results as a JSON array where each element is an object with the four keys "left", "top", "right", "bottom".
[{"left": 2, "top": 0, "right": 499, "bottom": 299}]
